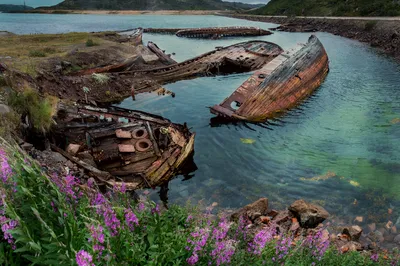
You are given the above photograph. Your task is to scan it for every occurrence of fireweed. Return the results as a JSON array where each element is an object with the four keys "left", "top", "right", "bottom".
[{"left": 0, "top": 145, "right": 398, "bottom": 265}]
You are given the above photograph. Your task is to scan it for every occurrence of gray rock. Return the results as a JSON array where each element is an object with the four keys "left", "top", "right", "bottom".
[
  {"left": 0, "top": 104, "right": 11, "bottom": 114},
  {"left": 289, "top": 199, "right": 330, "bottom": 228}
]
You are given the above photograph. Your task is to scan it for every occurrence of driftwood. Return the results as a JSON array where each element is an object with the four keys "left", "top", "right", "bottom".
[{"left": 210, "top": 35, "right": 329, "bottom": 122}]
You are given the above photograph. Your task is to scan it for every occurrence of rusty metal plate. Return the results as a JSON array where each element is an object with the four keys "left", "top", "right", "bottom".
[
  {"left": 116, "top": 129, "right": 132, "bottom": 139},
  {"left": 118, "top": 144, "right": 135, "bottom": 153}
]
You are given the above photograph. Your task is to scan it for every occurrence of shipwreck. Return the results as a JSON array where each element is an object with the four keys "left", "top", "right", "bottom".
[
  {"left": 143, "top": 26, "right": 272, "bottom": 39},
  {"left": 210, "top": 35, "right": 329, "bottom": 122},
  {"left": 52, "top": 103, "right": 195, "bottom": 190}
]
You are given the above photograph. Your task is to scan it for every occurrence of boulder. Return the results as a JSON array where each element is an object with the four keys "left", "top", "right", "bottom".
[
  {"left": 230, "top": 198, "right": 268, "bottom": 222},
  {"left": 342, "top": 225, "right": 362, "bottom": 241},
  {"left": 288, "top": 199, "right": 329, "bottom": 228}
]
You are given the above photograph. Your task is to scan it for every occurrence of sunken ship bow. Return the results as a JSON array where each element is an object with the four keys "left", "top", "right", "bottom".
[
  {"left": 53, "top": 104, "right": 195, "bottom": 190},
  {"left": 210, "top": 35, "right": 329, "bottom": 122}
]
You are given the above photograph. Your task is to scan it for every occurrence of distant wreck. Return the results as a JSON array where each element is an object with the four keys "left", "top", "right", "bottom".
[
  {"left": 52, "top": 103, "right": 195, "bottom": 190},
  {"left": 210, "top": 35, "right": 329, "bottom": 122},
  {"left": 143, "top": 26, "right": 272, "bottom": 39}
]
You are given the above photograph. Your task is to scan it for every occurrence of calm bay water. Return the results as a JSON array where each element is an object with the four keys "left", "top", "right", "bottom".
[{"left": 1, "top": 13, "right": 400, "bottom": 227}]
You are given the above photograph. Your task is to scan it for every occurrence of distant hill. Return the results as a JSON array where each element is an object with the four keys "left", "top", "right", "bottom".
[
  {"left": 251, "top": 0, "right": 400, "bottom": 16},
  {"left": 50, "top": 0, "right": 262, "bottom": 11},
  {"left": 0, "top": 4, "right": 34, "bottom": 12}
]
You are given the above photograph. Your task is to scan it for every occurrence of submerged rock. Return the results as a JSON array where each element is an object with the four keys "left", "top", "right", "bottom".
[{"left": 288, "top": 199, "right": 329, "bottom": 228}]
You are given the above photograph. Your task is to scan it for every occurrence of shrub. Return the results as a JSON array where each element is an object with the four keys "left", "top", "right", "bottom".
[
  {"left": 7, "top": 88, "right": 55, "bottom": 133},
  {"left": 0, "top": 75, "right": 7, "bottom": 87},
  {"left": 92, "top": 73, "right": 109, "bottom": 84},
  {"left": 85, "top": 39, "right": 97, "bottom": 47},
  {"left": 28, "top": 50, "right": 46, "bottom": 57},
  {"left": 365, "top": 21, "right": 378, "bottom": 31}
]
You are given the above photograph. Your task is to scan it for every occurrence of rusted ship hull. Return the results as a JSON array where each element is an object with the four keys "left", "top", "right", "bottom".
[
  {"left": 210, "top": 35, "right": 329, "bottom": 122},
  {"left": 53, "top": 104, "right": 195, "bottom": 190},
  {"left": 144, "top": 27, "right": 272, "bottom": 39}
]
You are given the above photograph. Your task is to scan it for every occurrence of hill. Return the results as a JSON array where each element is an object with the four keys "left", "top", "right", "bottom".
[
  {"left": 0, "top": 4, "right": 34, "bottom": 12},
  {"left": 251, "top": 0, "right": 400, "bottom": 16},
  {"left": 50, "top": 0, "right": 261, "bottom": 10}
]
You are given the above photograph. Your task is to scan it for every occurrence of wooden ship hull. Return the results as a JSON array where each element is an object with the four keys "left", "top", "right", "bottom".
[
  {"left": 52, "top": 104, "right": 195, "bottom": 190},
  {"left": 144, "top": 26, "right": 272, "bottom": 39},
  {"left": 210, "top": 35, "right": 329, "bottom": 122},
  {"left": 130, "top": 41, "right": 284, "bottom": 91}
]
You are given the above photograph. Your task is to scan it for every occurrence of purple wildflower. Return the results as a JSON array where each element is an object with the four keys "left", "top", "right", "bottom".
[
  {"left": 248, "top": 225, "right": 276, "bottom": 255},
  {"left": 371, "top": 253, "right": 379, "bottom": 262},
  {"left": 187, "top": 252, "right": 199, "bottom": 265},
  {"left": 211, "top": 239, "right": 236, "bottom": 266},
  {"left": 92, "top": 193, "right": 106, "bottom": 208},
  {"left": 125, "top": 208, "right": 139, "bottom": 231},
  {"left": 103, "top": 206, "right": 120, "bottom": 236},
  {"left": 50, "top": 201, "right": 58, "bottom": 212},
  {"left": 137, "top": 202, "right": 145, "bottom": 212},
  {"left": 304, "top": 229, "right": 330, "bottom": 261},
  {"left": 275, "top": 235, "right": 292, "bottom": 261},
  {"left": 0, "top": 216, "right": 18, "bottom": 249},
  {"left": 51, "top": 174, "right": 80, "bottom": 203},
  {"left": 212, "top": 219, "right": 230, "bottom": 241},
  {"left": 89, "top": 224, "right": 105, "bottom": 244},
  {"left": 76, "top": 250, "right": 94, "bottom": 266},
  {"left": 87, "top": 178, "right": 94, "bottom": 188},
  {"left": 151, "top": 204, "right": 160, "bottom": 215},
  {"left": 0, "top": 150, "right": 12, "bottom": 183}
]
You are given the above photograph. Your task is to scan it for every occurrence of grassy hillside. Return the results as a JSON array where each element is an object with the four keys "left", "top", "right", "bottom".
[
  {"left": 51, "top": 0, "right": 261, "bottom": 10},
  {"left": 0, "top": 4, "right": 33, "bottom": 12},
  {"left": 252, "top": 0, "right": 400, "bottom": 16}
]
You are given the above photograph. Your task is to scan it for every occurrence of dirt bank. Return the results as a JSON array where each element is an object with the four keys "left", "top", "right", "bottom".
[{"left": 224, "top": 14, "right": 400, "bottom": 61}]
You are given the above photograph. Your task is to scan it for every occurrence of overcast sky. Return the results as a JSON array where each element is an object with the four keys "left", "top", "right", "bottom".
[{"left": 0, "top": 0, "right": 266, "bottom": 8}]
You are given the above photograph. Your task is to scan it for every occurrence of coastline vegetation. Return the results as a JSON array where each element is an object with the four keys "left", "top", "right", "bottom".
[
  {"left": 0, "top": 141, "right": 398, "bottom": 265},
  {"left": 251, "top": 0, "right": 400, "bottom": 16}
]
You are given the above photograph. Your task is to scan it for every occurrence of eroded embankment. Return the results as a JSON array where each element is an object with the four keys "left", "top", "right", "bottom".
[{"left": 224, "top": 14, "right": 400, "bottom": 61}]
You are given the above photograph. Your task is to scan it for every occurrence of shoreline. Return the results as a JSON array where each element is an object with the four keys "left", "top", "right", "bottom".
[
  {"left": 223, "top": 14, "right": 400, "bottom": 61},
  {"left": 7, "top": 9, "right": 228, "bottom": 15}
]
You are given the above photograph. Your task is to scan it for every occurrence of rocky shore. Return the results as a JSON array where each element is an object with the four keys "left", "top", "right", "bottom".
[
  {"left": 228, "top": 198, "right": 399, "bottom": 255},
  {"left": 224, "top": 14, "right": 400, "bottom": 61}
]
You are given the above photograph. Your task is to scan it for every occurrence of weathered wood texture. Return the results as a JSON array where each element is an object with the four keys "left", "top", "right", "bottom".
[
  {"left": 54, "top": 104, "right": 195, "bottom": 190},
  {"left": 147, "top": 41, "right": 177, "bottom": 65},
  {"left": 129, "top": 41, "right": 284, "bottom": 91},
  {"left": 144, "top": 27, "right": 272, "bottom": 39},
  {"left": 210, "top": 35, "right": 329, "bottom": 122}
]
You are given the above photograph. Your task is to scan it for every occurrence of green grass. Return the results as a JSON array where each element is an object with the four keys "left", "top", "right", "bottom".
[
  {"left": 28, "top": 50, "right": 46, "bottom": 57},
  {"left": 7, "top": 88, "right": 56, "bottom": 133}
]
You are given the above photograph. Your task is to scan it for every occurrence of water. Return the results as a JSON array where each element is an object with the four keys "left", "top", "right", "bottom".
[{"left": 1, "top": 13, "right": 400, "bottom": 228}]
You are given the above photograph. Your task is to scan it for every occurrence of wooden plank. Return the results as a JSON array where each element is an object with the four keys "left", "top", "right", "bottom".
[{"left": 145, "top": 122, "right": 161, "bottom": 156}]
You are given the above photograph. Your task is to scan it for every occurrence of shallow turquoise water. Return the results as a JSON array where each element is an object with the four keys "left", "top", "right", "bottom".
[{"left": 1, "top": 13, "right": 400, "bottom": 225}]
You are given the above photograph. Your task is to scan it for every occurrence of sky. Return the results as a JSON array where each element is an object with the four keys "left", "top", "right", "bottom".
[{"left": 0, "top": 0, "right": 266, "bottom": 8}]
